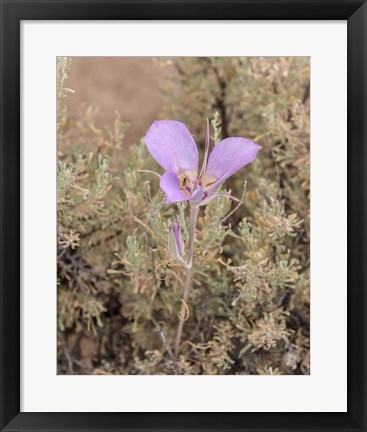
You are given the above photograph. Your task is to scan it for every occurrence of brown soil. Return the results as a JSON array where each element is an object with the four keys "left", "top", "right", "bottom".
[{"left": 66, "top": 57, "right": 164, "bottom": 145}]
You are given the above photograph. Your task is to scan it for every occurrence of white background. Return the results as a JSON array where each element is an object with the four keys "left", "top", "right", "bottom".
[{"left": 21, "top": 21, "right": 347, "bottom": 412}]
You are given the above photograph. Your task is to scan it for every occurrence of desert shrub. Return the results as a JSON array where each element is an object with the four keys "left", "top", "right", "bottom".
[{"left": 57, "top": 56, "right": 310, "bottom": 375}]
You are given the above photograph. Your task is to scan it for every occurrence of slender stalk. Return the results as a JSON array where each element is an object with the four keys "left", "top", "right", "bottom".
[
  {"left": 174, "top": 205, "right": 199, "bottom": 358},
  {"left": 155, "top": 327, "right": 180, "bottom": 374}
]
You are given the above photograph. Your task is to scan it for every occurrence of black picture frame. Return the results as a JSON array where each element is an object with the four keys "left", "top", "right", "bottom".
[{"left": 0, "top": 0, "right": 366, "bottom": 431}]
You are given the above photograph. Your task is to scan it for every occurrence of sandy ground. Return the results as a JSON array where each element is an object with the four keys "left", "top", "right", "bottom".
[{"left": 65, "top": 57, "right": 164, "bottom": 145}]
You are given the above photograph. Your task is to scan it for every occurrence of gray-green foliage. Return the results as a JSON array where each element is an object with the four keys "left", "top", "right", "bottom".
[{"left": 57, "top": 56, "right": 310, "bottom": 375}]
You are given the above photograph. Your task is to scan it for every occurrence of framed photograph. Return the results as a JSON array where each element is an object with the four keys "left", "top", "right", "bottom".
[{"left": 0, "top": 0, "right": 366, "bottom": 431}]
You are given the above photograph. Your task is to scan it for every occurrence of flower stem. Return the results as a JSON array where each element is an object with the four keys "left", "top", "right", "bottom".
[{"left": 174, "top": 205, "right": 199, "bottom": 358}]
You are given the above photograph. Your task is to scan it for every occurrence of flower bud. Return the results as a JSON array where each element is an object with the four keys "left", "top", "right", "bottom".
[{"left": 168, "top": 220, "right": 185, "bottom": 261}]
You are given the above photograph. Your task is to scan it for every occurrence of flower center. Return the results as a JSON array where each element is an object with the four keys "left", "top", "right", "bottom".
[
  {"left": 179, "top": 171, "right": 196, "bottom": 196},
  {"left": 178, "top": 171, "right": 217, "bottom": 199}
]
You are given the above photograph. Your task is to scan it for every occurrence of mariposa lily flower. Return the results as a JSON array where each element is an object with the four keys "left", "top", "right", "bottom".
[{"left": 144, "top": 120, "right": 261, "bottom": 206}]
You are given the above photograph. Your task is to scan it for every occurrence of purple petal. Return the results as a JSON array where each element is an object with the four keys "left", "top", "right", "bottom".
[
  {"left": 160, "top": 172, "right": 193, "bottom": 204},
  {"left": 144, "top": 120, "right": 199, "bottom": 175},
  {"left": 206, "top": 137, "right": 261, "bottom": 192}
]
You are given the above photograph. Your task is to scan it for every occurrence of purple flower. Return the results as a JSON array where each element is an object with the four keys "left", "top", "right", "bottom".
[{"left": 144, "top": 120, "right": 261, "bottom": 206}]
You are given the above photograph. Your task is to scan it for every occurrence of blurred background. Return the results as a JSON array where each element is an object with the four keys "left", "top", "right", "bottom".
[
  {"left": 58, "top": 57, "right": 310, "bottom": 375},
  {"left": 66, "top": 57, "right": 164, "bottom": 145}
]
